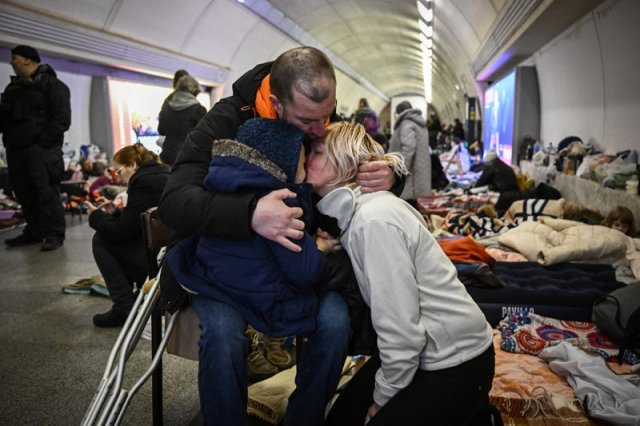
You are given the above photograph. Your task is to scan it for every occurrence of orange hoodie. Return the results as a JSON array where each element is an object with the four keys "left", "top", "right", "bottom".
[{"left": 254, "top": 74, "right": 277, "bottom": 119}]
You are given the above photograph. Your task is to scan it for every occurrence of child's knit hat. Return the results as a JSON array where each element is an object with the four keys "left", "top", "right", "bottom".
[{"left": 236, "top": 118, "right": 304, "bottom": 182}]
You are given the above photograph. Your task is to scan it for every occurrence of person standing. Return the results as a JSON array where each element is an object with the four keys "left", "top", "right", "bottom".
[
  {"left": 0, "top": 45, "right": 71, "bottom": 251},
  {"left": 388, "top": 101, "right": 431, "bottom": 208},
  {"left": 157, "top": 74, "right": 206, "bottom": 165}
]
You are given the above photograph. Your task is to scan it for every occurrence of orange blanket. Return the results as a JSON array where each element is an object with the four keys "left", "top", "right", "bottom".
[{"left": 490, "top": 331, "right": 599, "bottom": 425}]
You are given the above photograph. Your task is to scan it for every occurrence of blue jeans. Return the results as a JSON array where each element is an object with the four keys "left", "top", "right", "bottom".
[{"left": 192, "top": 291, "right": 350, "bottom": 426}]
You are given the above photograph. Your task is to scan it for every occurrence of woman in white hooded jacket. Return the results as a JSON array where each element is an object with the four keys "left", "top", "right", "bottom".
[{"left": 309, "top": 122, "right": 495, "bottom": 426}]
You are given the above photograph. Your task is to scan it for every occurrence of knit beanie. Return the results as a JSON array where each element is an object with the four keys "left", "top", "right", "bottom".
[
  {"left": 11, "top": 45, "right": 41, "bottom": 63},
  {"left": 236, "top": 118, "right": 304, "bottom": 183}
]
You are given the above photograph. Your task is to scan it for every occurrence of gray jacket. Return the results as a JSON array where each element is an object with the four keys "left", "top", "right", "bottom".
[
  {"left": 389, "top": 109, "right": 431, "bottom": 199},
  {"left": 317, "top": 186, "right": 493, "bottom": 406}
]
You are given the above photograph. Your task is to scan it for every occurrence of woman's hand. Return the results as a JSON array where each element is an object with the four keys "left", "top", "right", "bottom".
[
  {"left": 357, "top": 161, "right": 394, "bottom": 193},
  {"left": 95, "top": 197, "right": 117, "bottom": 215},
  {"left": 85, "top": 201, "right": 99, "bottom": 217},
  {"left": 315, "top": 228, "right": 341, "bottom": 254},
  {"left": 364, "top": 403, "right": 380, "bottom": 425},
  {"left": 85, "top": 197, "right": 116, "bottom": 217}
]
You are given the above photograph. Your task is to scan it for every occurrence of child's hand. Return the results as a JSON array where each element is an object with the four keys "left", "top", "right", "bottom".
[{"left": 315, "top": 228, "right": 341, "bottom": 254}]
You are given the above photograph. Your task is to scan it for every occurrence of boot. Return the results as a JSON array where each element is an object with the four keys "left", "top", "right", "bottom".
[
  {"left": 5, "top": 233, "right": 41, "bottom": 247},
  {"left": 246, "top": 326, "right": 278, "bottom": 381},
  {"left": 264, "top": 335, "right": 294, "bottom": 370},
  {"left": 93, "top": 309, "right": 129, "bottom": 328}
]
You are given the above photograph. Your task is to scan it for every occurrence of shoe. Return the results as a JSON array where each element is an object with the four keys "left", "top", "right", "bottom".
[
  {"left": 264, "top": 335, "right": 294, "bottom": 370},
  {"left": 5, "top": 234, "right": 41, "bottom": 247},
  {"left": 93, "top": 309, "right": 129, "bottom": 328},
  {"left": 246, "top": 327, "right": 278, "bottom": 381},
  {"left": 41, "top": 237, "right": 63, "bottom": 251}
]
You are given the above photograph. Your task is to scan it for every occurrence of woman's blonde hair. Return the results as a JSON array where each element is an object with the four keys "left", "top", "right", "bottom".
[{"left": 321, "top": 121, "right": 407, "bottom": 186}]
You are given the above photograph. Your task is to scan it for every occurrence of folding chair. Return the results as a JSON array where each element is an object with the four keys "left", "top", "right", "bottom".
[{"left": 82, "top": 207, "right": 178, "bottom": 426}]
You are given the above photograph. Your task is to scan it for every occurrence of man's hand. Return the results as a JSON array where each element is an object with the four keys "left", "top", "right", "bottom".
[
  {"left": 251, "top": 188, "right": 305, "bottom": 253},
  {"left": 357, "top": 161, "right": 394, "bottom": 193},
  {"left": 364, "top": 403, "right": 381, "bottom": 425}
]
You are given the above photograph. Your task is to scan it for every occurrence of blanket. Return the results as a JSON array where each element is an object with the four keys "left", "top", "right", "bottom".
[
  {"left": 498, "top": 312, "right": 639, "bottom": 365},
  {"left": 498, "top": 218, "right": 640, "bottom": 279},
  {"left": 502, "top": 198, "right": 565, "bottom": 226},
  {"left": 489, "top": 331, "right": 593, "bottom": 424},
  {"left": 540, "top": 342, "right": 640, "bottom": 425}
]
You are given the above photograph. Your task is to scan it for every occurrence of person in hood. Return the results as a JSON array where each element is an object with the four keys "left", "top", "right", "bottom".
[
  {"left": 388, "top": 101, "right": 432, "bottom": 208},
  {"left": 167, "top": 117, "right": 337, "bottom": 338},
  {"left": 157, "top": 74, "right": 206, "bottom": 165},
  {"left": 1, "top": 45, "right": 71, "bottom": 251},
  {"left": 306, "top": 122, "right": 495, "bottom": 426}
]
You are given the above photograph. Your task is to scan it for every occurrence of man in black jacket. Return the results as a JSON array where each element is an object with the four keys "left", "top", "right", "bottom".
[
  {"left": 158, "top": 47, "right": 398, "bottom": 425},
  {"left": 1, "top": 45, "right": 71, "bottom": 251}
]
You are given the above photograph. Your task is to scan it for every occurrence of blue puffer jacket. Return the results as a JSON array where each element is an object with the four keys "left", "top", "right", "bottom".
[{"left": 166, "top": 138, "right": 326, "bottom": 336}]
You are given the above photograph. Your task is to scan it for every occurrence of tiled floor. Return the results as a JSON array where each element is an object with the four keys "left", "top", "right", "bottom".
[{"left": 0, "top": 216, "right": 201, "bottom": 425}]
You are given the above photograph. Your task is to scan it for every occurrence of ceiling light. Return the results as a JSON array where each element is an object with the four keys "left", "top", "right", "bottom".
[{"left": 417, "top": 1, "right": 434, "bottom": 23}]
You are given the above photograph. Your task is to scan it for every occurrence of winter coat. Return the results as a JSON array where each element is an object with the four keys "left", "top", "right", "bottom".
[
  {"left": 88, "top": 160, "right": 169, "bottom": 282},
  {"left": 158, "top": 91, "right": 206, "bottom": 165},
  {"left": 89, "top": 160, "right": 170, "bottom": 245},
  {"left": 389, "top": 108, "right": 431, "bottom": 199},
  {"left": 475, "top": 158, "right": 519, "bottom": 193},
  {"left": 166, "top": 139, "right": 326, "bottom": 336},
  {"left": 0, "top": 64, "right": 71, "bottom": 149}
]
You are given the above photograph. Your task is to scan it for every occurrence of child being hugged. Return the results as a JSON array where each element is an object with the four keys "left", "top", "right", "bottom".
[{"left": 166, "top": 118, "right": 335, "bottom": 337}]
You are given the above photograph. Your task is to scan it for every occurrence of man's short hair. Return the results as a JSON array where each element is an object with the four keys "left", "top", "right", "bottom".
[
  {"left": 270, "top": 47, "right": 336, "bottom": 105},
  {"left": 11, "top": 45, "right": 40, "bottom": 63}
]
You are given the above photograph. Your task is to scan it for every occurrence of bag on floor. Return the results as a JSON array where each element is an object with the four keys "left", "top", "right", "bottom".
[{"left": 592, "top": 283, "right": 640, "bottom": 362}]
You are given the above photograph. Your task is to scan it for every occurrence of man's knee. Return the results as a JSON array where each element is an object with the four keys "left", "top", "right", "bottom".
[{"left": 317, "top": 292, "right": 350, "bottom": 339}]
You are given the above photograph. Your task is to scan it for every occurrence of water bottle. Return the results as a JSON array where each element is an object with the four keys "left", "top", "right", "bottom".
[{"left": 545, "top": 143, "right": 556, "bottom": 154}]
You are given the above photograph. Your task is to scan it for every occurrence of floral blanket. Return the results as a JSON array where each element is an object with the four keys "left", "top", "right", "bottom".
[{"left": 498, "top": 312, "right": 639, "bottom": 365}]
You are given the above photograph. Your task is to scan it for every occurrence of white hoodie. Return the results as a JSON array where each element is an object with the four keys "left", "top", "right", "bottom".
[{"left": 317, "top": 187, "right": 493, "bottom": 407}]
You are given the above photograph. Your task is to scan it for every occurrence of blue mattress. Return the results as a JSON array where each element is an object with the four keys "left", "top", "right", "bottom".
[{"left": 466, "top": 262, "right": 624, "bottom": 326}]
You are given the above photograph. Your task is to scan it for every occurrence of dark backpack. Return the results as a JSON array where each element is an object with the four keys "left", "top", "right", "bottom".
[{"left": 592, "top": 283, "right": 640, "bottom": 363}]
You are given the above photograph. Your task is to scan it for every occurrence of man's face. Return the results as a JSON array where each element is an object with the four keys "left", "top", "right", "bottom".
[
  {"left": 271, "top": 84, "right": 336, "bottom": 141},
  {"left": 10, "top": 54, "right": 31, "bottom": 78}
]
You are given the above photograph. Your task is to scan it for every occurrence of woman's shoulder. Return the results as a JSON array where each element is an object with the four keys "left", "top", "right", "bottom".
[{"left": 130, "top": 161, "right": 170, "bottom": 185}]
